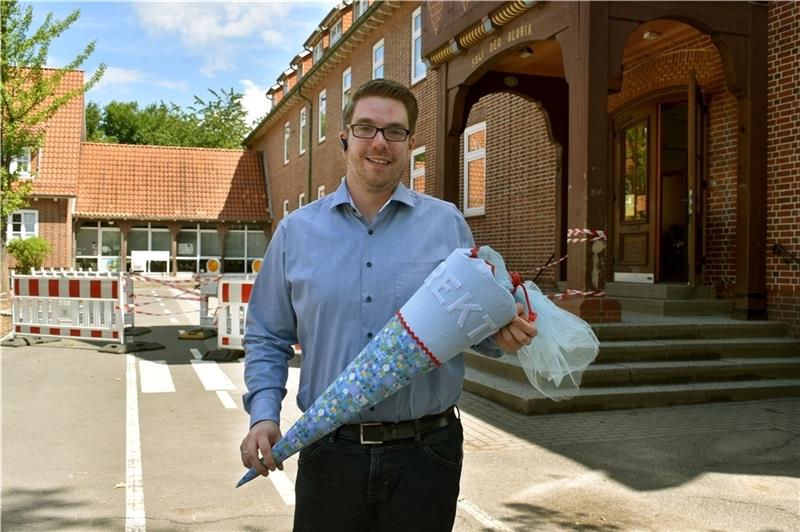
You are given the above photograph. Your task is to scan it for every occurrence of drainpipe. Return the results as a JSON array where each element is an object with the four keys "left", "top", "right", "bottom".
[{"left": 297, "top": 85, "right": 314, "bottom": 202}]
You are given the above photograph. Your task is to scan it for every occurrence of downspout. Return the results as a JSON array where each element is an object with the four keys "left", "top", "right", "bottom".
[
  {"left": 297, "top": 84, "right": 313, "bottom": 202},
  {"left": 258, "top": 149, "right": 274, "bottom": 229}
]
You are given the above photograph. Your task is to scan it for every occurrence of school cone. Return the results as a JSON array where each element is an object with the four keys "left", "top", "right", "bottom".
[{"left": 237, "top": 249, "right": 517, "bottom": 487}]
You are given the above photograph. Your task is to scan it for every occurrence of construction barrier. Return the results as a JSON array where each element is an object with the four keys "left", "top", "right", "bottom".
[
  {"left": 217, "top": 275, "right": 255, "bottom": 350},
  {"left": 11, "top": 269, "right": 132, "bottom": 343}
]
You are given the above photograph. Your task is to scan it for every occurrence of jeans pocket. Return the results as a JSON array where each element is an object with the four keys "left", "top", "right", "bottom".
[
  {"left": 422, "top": 427, "right": 463, "bottom": 470},
  {"left": 297, "top": 438, "right": 327, "bottom": 465}
]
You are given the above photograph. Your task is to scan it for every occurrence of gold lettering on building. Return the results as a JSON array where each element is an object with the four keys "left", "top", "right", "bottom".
[
  {"left": 471, "top": 48, "right": 485, "bottom": 68},
  {"left": 505, "top": 23, "right": 533, "bottom": 44},
  {"left": 488, "top": 37, "right": 502, "bottom": 53}
]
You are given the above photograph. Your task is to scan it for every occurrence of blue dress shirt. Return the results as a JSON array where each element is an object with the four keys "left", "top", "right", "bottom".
[{"left": 243, "top": 179, "right": 500, "bottom": 427}]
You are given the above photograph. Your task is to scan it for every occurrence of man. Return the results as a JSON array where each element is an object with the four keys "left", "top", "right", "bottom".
[{"left": 240, "top": 79, "right": 536, "bottom": 531}]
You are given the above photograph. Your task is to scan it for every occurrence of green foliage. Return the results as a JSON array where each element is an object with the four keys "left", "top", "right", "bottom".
[
  {"left": 0, "top": 0, "right": 105, "bottom": 239},
  {"left": 88, "top": 87, "right": 250, "bottom": 149},
  {"left": 7, "top": 236, "right": 51, "bottom": 274}
]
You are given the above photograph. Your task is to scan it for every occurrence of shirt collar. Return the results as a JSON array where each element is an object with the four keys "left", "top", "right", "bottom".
[{"left": 329, "top": 178, "right": 416, "bottom": 215}]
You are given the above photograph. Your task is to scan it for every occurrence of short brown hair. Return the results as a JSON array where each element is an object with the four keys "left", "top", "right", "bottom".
[{"left": 343, "top": 78, "right": 419, "bottom": 133}]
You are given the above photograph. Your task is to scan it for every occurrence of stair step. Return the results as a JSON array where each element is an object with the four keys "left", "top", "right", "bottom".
[
  {"left": 605, "top": 282, "right": 715, "bottom": 300},
  {"left": 463, "top": 368, "right": 800, "bottom": 415},
  {"left": 613, "top": 297, "right": 732, "bottom": 316},
  {"left": 592, "top": 321, "right": 789, "bottom": 341},
  {"left": 598, "top": 337, "right": 800, "bottom": 362}
]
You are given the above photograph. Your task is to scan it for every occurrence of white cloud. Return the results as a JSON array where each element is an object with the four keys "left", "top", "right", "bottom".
[
  {"left": 94, "top": 66, "right": 188, "bottom": 92},
  {"left": 133, "top": 2, "right": 304, "bottom": 78},
  {"left": 240, "top": 79, "right": 269, "bottom": 126}
]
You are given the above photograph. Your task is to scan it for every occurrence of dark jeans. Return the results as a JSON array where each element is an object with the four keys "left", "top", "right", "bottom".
[{"left": 293, "top": 418, "right": 463, "bottom": 532}]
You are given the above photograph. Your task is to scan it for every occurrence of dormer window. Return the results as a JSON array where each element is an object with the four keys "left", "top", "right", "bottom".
[
  {"left": 10, "top": 148, "right": 32, "bottom": 178},
  {"left": 313, "top": 41, "right": 324, "bottom": 63},
  {"left": 331, "top": 19, "right": 342, "bottom": 44},
  {"left": 354, "top": 0, "right": 368, "bottom": 19}
]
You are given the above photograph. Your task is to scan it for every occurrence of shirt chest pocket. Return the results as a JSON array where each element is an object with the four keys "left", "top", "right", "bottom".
[{"left": 394, "top": 260, "right": 442, "bottom": 310}]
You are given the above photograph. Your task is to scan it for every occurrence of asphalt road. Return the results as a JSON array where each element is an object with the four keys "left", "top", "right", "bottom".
[{"left": 2, "top": 284, "right": 798, "bottom": 531}]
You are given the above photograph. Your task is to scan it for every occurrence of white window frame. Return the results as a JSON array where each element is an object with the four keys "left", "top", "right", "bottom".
[
  {"left": 330, "top": 19, "right": 342, "bottom": 44},
  {"left": 342, "top": 67, "right": 352, "bottom": 112},
  {"left": 372, "top": 39, "right": 385, "bottom": 79},
  {"left": 298, "top": 193, "right": 306, "bottom": 208},
  {"left": 317, "top": 184, "right": 326, "bottom": 199},
  {"left": 313, "top": 41, "right": 324, "bottom": 63},
  {"left": 299, "top": 107, "right": 308, "bottom": 155},
  {"left": 318, "top": 90, "right": 327, "bottom": 143},
  {"left": 6, "top": 209, "right": 38, "bottom": 240},
  {"left": 9, "top": 148, "right": 32, "bottom": 179},
  {"left": 411, "top": 7, "right": 427, "bottom": 85},
  {"left": 283, "top": 121, "right": 291, "bottom": 164},
  {"left": 283, "top": 199, "right": 289, "bottom": 217},
  {"left": 410, "top": 146, "right": 426, "bottom": 193},
  {"left": 463, "top": 122, "right": 486, "bottom": 217},
  {"left": 354, "top": 0, "right": 368, "bottom": 19}
]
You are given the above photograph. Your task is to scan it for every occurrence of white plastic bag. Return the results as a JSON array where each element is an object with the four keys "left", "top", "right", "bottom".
[{"left": 516, "top": 280, "right": 600, "bottom": 400}]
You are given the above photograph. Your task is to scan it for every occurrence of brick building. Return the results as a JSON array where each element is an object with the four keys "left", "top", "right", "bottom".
[
  {"left": 245, "top": 0, "right": 799, "bottom": 335},
  {"left": 6, "top": 70, "right": 268, "bottom": 276}
]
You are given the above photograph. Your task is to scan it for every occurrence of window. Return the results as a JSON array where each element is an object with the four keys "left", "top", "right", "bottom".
[
  {"left": 317, "top": 184, "right": 326, "bottom": 199},
  {"left": 75, "top": 222, "right": 122, "bottom": 272},
  {"left": 313, "top": 41, "right": 324, "bottom": 63},
  {"left": 318, "top": 90, "right": 327, "bottom": 142},
  {"left": 9, "top": 149, "right": 32, "bottom": 178},
  {"left": 299, "top": 107, "right": 308, "bottom": 155},
  {"left": 354, "top": 0, "right": 368, "bottom": 19},
  {"left": 342, "top": 67, "right": 352, "bottom": 112},
  {"left": 7, "top": 210, "right": 37, "bottom": 240},
  {"left": 372, "top": 39, "right": 384, "bottom": 79},
  {"left": 224, "top": 225, "right": 268, "bottom": 273},
  {"left": 410, "top": 146, "right": 426, "bottom": 193},
  {"left": 331, "top": 19, "right": 342, "bottom": 44},
  {"left": 299, "top": 193, "right": 306, "bottom": 208},
  {"left": 411, "top": 7, "right": 427, "bottom": 84},
  {"left": 283, "top": 122, "right": 291, "bottom": 164},
  {"left": 283, "top": 199, "right": 289, "bottom": 217},
  {"left": 623, "top": 120, "right": 649, "bottom": 222},
  {"left": 463, "top": 122, "right": 486, "bottom": 216}
]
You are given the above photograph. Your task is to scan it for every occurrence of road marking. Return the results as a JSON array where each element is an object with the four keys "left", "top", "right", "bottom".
[
  {"left": 169, "top": 317, "right": 178, "bottom": 323},
  {"left": 126, "top": 354, "right": 147, "bottom": 531},
  {"left": 138, "top": 360, "right": 175, "bottom": 394},
  {"left": 190, "top": 360, "right": 235, "bottom": 391},
  {"left": 163, "top": 309, "right": 171, "bottom": 314},
  {"left": 189, "top": 348, "right": 203, "bottom": 360},
  {"left": 155, "top": 297, "right": 162, "bottom": 302},
  {"left": 457, "top": 499, "right": 512, "bottom": 532},
  {"left": 216, "top": 390, "right": 237, "bottom": 409},
  {"left": 269, "top": 470, "right": 296, "bottom": 506}
]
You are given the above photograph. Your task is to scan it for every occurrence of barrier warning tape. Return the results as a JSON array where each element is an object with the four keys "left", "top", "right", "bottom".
[
  {"left": 130, "top": 272, "right": 201, "bottom": 297},
  {"left": 567, "top": 228, "right": 607, "bottom": 243},
  {"left": 550, "top": 289, "right": 607, "bottom": 300},
  {"left": 533, "top": 254, "right": 567, "bottom": 272}
]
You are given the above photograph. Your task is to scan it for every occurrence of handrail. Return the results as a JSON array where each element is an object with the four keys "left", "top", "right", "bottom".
[{"left": 772, "top": 243, "right": 800, "bottom": 266}]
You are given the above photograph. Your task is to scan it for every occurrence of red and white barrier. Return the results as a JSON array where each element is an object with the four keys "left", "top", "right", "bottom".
[
  {"left": 11, "top": 270, "right": 132, "bottom": 343},
  {"left": 217, "top": 276, "right": 255, "bottom": 350}
]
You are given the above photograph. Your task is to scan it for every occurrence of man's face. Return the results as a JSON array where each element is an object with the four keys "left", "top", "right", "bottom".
[{"left": 342, "top": 96, "right": 415, "bottom": 196}]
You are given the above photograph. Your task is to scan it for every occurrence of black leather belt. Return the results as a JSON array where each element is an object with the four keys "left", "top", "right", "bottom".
[{"left": 337, "top": 407, "right": 458, "bottom": 445}]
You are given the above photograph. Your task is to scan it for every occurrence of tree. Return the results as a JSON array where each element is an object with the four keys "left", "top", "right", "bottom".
[
  {"left": 190, "top": 88, "right": 250, "bottom": 149},
  {"left": 6, "top": 236, "right": 50, "bottom": 274},
  {"left": 0, "top": 0, "right": 104, "bottom": 249},
  {"left": 85, "top": 101, "right": 104, "bottom": 141}
]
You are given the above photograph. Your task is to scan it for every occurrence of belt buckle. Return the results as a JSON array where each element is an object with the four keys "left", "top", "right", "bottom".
[{"left": 360, "top": 422, "right": 383, "bottom": 444}]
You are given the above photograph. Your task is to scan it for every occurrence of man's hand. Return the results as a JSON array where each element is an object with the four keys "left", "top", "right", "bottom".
[
  {"left": 240, "top": 420, "right": 283, "bottom": 476},
  {"left": 494, "top": 303, "right": 537, "bottom": 352}
]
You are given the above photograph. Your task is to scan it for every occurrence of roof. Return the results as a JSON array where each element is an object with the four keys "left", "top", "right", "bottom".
[
  {"left": 76, "top": 143, "right": 268, "bottom": 221},
  {"left": 31, "top": 69, "right": 85, "bottom": 196}
]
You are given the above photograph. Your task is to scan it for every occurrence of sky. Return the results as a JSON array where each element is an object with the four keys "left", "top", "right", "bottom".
[{"left": 29, "top": 1, "right": 337, "bottom": 126}]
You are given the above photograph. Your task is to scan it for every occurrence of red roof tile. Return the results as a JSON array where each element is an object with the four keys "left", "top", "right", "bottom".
[
  {"left": 77, "top": 143, "right": 267, "bottom": 221},
  {"left": 30, "top": 69, "right": 85, "bottom": 196}
]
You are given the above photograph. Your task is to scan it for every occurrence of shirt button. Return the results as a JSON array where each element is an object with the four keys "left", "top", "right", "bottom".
[
  {"left": 366, "top": 261, "right": 372, "bottom": 268},
  {"left": 368, "top": 229, "right": 374, "bottom": 235},
  {"left": 367, "top": 332, "right": 373, "bottom": 339},
  {"left": 365, "top": 296, "right": 372, "bottom": 302}
]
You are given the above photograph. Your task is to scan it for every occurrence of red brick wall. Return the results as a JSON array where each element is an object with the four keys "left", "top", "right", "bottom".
[
  {"left": 461, "top": 93, "right": 559, "bottom": 287},
  {"left": 766, "top": 1, "right": 800, "bottom": 336}
]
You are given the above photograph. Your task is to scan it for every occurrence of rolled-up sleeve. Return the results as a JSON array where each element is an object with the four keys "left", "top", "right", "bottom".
[{"left": 242, "top": 222, "right": 297, "bottom": 427}]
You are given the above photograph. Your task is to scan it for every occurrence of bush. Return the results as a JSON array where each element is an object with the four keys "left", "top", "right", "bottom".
[{"left": 6, "top": 236, "right": 51, "bottom": 274}]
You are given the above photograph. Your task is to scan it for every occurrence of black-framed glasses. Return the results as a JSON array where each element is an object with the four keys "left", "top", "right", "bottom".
[{"left": 347, "top": 123, "right": 411, "bottom": 142}]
